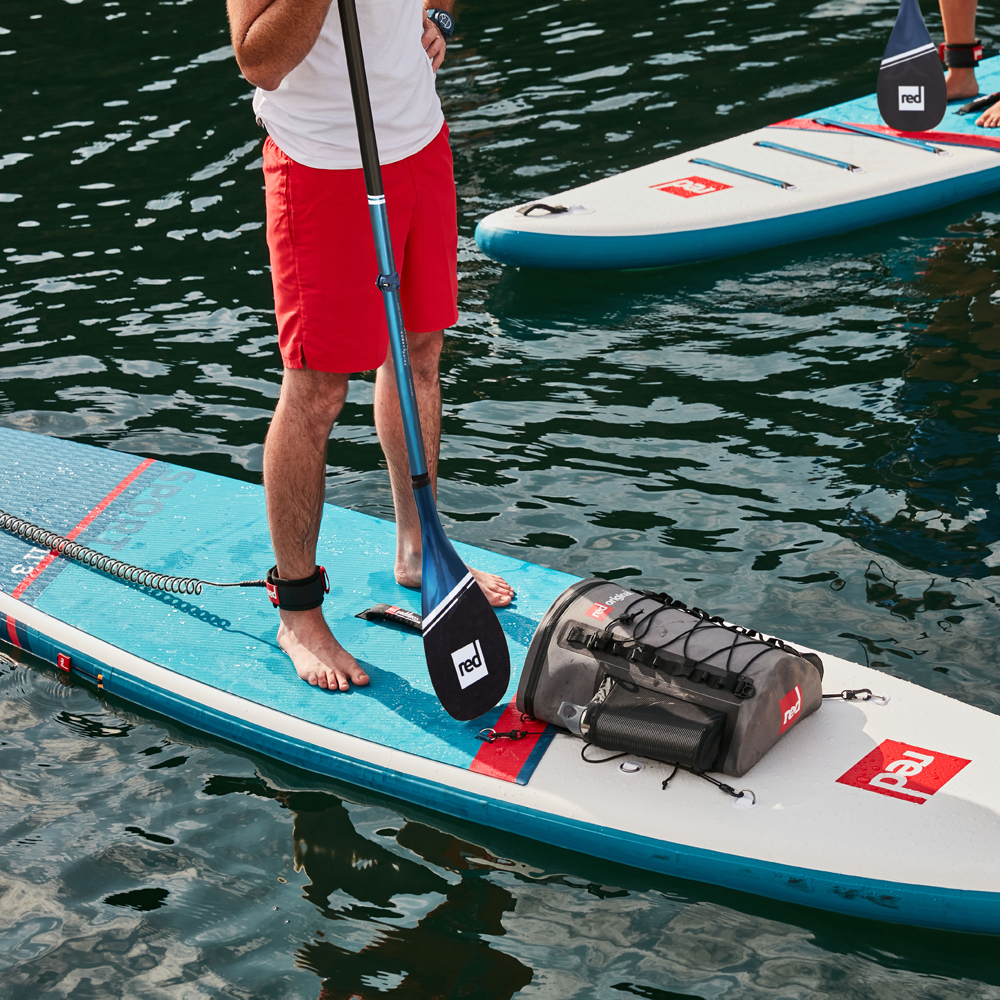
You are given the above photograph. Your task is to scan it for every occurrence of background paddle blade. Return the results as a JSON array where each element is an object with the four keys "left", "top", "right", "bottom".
[{"left": 877, "top": 0, "right": 946, "bottom": 131}]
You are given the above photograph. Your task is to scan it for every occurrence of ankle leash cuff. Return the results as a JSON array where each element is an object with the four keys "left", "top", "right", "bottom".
[
  {"left": 266, "top": 565, "right": 330, "bottom": 611},
  {"left": 939, "top": 40, "right": 983, "bottom": 67}
]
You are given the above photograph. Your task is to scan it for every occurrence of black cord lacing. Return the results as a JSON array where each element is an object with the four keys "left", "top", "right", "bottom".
[
  {"left": 0, "top": 509, "right": 266, "bottom": 596},
  {"left": 580, "top": 741, "right": 755, "bottom": 802},
  {"left": 604, "top": 590, "right": 801, "bottom": 682}
]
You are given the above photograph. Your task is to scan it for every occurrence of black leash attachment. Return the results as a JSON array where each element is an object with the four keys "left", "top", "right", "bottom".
[
  {"left": 266, "top": 565, "right": 329, "bottom": 611},
  {"left": 957, "top": 92, "right": 1000, "bottom": 115}
]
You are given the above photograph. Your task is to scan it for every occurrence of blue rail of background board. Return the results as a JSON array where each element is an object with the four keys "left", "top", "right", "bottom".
[{"left": 0, "top": 428, "right": 575, "bottom": 775}]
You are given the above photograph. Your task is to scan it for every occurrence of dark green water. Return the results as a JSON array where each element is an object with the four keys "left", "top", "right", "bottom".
[{"left": 3, "top": 0, "right": 1000, "bottom": 994}]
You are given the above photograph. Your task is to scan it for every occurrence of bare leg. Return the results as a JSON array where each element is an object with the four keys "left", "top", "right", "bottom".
[
  {"left": 940, "top": 0, "right": 979, "bottom": 100},
  {"left": 374, "top": 329, "right": 514, "bottom": 607},
  {"left": 264, "top": 367, "right": 370, "bottom": 691}
]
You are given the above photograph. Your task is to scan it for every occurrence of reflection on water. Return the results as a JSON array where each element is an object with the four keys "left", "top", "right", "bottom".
[
  {"left": 856, "top": 221, "right": 1000, "bottom": 580},
  {"left": 3, "top": 651, "right": 1000, "bottom": 998},
  {"left": 3, "top": 0, "right": 1000, "bottom": 994}
]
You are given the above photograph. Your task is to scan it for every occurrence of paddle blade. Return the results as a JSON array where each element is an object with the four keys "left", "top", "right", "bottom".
[
  {"left": 877, "top": 0, "right": 946, "bottom": 131},
  {"left": 415, "top": 489, "right": 510, "bottom": 720},
  {"left": 422, "top": 571, "right": 511, "bottom": 720}
]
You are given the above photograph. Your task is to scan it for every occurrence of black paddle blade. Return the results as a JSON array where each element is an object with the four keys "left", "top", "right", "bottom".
[
  {"left": 877, "top": 0, "right": 946, "bottom": 132},
  {"left": 415, "top": 484, "right": 510, "bottom": 720},
  {"left": 422, "top": 571, "right": 511, "bottom": 721}
]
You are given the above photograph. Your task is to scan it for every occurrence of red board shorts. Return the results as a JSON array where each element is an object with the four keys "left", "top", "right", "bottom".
[{"left": 263, "top": 123, "right": 458, "bottom": 373}]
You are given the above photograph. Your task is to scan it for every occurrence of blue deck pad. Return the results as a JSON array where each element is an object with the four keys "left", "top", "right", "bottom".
[
  {"left": 810, "top": 54, "right": 1000, "bottom": 134},
  {"left": 0, "top": 430, "right": 576, "bottom": 776}
]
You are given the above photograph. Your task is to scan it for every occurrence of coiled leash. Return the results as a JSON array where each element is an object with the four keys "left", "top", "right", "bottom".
[{"left": 0, "top": 508, "right": 326, "bottom": 611}]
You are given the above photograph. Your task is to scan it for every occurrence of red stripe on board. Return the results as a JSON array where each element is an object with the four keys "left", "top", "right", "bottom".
[
  {"left": 11, "top": 457, "right": 156, "bottom": 602},
  {"left": 768, "top": 117, "right": 1000, "bottom": 153},
  {"left": 469, "top": 698, "right": 549, "bottom": 783},
  {"left": 5, "top": 615, "right": 21, "bottom": 648}
]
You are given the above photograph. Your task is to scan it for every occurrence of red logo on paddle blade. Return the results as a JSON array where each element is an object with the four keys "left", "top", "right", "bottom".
[
  {"left": 585, "top": 602, "right": 612, "bottom": 621},
  {"left": 778, "top": 684, "right": 802, "bottom": 734},
  {"left": 836, "top": 740, "right": 970, "bottom": 805},
  {"left": 651, "top": 176, "right": 732, "bottom": 198}
]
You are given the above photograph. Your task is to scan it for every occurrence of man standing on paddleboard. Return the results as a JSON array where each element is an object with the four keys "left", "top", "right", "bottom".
[{"left": 226, "top": 0, "right": 514, "bottom": 692}]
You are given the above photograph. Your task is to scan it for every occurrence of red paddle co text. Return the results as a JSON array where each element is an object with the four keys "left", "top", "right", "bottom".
[
  {"left": 585, "top": 590, "right": 637, "bottom": 622},
  {"left": 836, "top": 740, "right": 971, "bottom": 805}
]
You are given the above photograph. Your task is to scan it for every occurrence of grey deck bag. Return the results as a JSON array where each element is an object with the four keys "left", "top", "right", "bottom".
[{"left": 517, "top": 578, "right": 823, "bottom": 777}]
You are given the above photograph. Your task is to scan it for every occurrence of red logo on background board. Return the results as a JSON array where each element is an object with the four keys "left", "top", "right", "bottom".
[
  {"left": 586, "top": 603, "right": 612, "bottom": 621},
  {"left": 57, "top": 653, "right": 72, "bottom": 673},
  {"left": 651, "top": 176, "right": 732, "bottom": 198},
  {"left": 778, "top": 685, "right": 802, "bottom": 734},
  {"left": 837, "top": 740, "right": 970, "bottom": 805}
]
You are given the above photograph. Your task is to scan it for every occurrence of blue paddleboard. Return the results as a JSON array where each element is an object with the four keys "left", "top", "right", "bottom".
[{"left": 2, "top": 427, "right": 999, "bottom": 934}]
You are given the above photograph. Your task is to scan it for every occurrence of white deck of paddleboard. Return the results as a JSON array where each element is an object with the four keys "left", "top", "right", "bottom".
[
  {"left": 479, "top": 125, "right": 999, "bottom": 240},
  {"left": 5, "top": 586, "right": 997, "bottom": 899}
]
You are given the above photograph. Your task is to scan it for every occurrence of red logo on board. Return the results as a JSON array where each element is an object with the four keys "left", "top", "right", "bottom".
[
  {"left": 586, "top": 603, "right": 612, "bottom": 621},
  {"left": 778, "top": 685, "right": 802, "bottom": 734},
  {"left": 651, "top": 176, "right": 732, "bottom": 198},
  {"left": 836, "top": 740, "right": 970, "bottom": 805},
  {"left": 57, "top": 653, "right": 72, "bottom": 673}
]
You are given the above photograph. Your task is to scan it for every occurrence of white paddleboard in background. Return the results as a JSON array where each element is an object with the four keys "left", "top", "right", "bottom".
[{"left": 475, "top": 58, "right": 1000, "bottom": 270}]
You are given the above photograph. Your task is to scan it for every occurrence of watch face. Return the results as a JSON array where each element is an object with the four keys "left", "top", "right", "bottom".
[{"left": 433, "top": 10, "right": 454, "bottom": 35}]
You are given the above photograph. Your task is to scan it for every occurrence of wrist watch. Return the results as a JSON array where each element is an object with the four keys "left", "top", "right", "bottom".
[{"left": 426, "top": 8, "right": 455, "bottom": 38}]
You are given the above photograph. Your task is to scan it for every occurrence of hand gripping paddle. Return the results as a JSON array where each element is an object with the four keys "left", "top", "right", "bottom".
[
  {"left": 337, "top": 0, "right": 510, "bottom": 721},
  {"left": 877, "top": 0, "right": 947, "bottom": 132}
]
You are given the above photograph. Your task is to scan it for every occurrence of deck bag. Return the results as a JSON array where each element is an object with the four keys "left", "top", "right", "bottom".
[{"left": 517, "top": 578, "right": 823, "bottom": 777}]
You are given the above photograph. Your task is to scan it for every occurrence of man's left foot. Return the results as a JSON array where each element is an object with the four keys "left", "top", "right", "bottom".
[{"left": 395, "top": 560, "right": 514, "bottom": 607}]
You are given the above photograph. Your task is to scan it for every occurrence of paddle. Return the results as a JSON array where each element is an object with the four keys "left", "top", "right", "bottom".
[
  {"left": 877, "top": 0, "right": 947, "bottom": 132},
  {"left": 336, "top": 0, "right": 510, "bottom": 721}
]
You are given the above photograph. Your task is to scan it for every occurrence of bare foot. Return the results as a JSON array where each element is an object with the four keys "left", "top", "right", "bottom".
[
  {"left": 395, "top": 555, "right": 515, "bottom": 607},
  {"left": 946, "top": 67, "right": 978, "bottom": 102},
  {"left": 977, "top": 102, "right": 1000, "bottom": 128},
  {"left": 277, "top": 607, "right": 370, "bottom": 691},
  {"left": 470, "top": 567, "right": 515, "bottom": 607}
]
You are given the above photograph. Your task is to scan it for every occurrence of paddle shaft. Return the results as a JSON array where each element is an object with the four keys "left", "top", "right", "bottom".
[{"left": 337, "top": 0, "right": 428, "bottom": 488}]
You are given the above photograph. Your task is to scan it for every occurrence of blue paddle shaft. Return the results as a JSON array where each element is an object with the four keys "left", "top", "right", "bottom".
[
  {"left": 336, "top": 0, "right": 476, "bottom": 611},
  {"left": 366, "top": 198, "right": 427, "bottom": 479}
]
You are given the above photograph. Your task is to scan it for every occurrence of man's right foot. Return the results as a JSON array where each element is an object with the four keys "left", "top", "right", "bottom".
[{"left": 277, "top": 607, "right": 370, "bottom": 691}]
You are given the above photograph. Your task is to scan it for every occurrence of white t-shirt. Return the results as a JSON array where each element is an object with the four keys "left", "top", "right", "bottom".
[{"left": 252, "top": 0, "right": 444, "bottom": 170}]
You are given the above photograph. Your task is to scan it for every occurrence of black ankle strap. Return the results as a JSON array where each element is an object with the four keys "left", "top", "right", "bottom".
[
  {"left": 266, "top": 565, "right": 329, "bottom": 611},
  {"left": 940, "top": 39, "right": 982, "bottom": 67}
]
